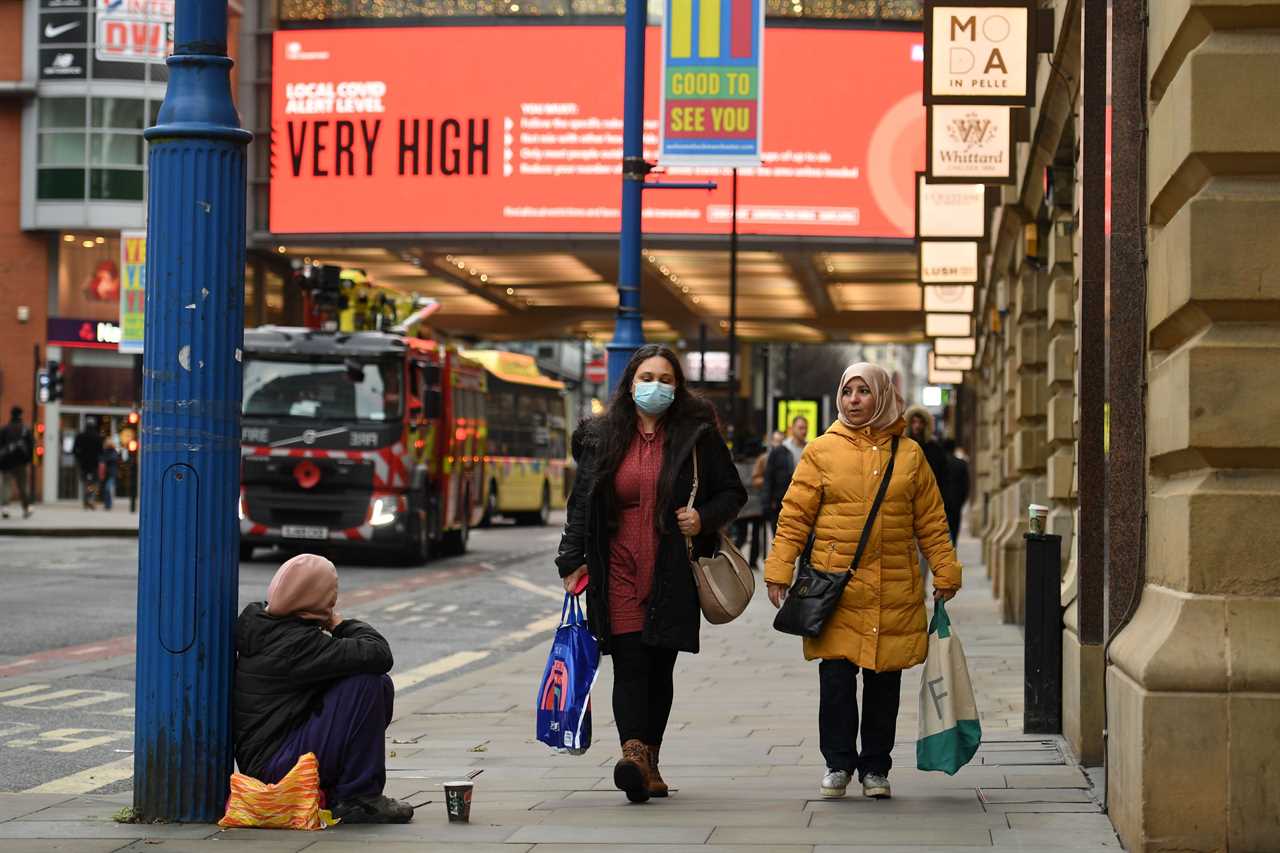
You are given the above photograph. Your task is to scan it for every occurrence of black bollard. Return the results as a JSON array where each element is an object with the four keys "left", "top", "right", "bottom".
[{"left": 1023, "top": 533, "right": 1063, "bottom": 733}]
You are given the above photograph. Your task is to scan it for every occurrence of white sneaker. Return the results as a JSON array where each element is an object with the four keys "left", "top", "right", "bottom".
[
  {"left": 820, "top": 769, "right": 850, "bottom": 799},
  {"left": 861, "top": 772, "right": 891, "bottom": 799}
]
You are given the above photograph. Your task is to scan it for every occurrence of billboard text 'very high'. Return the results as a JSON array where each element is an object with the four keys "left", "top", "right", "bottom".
[{"left": 270, "top": 26, "right": 924, "bottom": 237}]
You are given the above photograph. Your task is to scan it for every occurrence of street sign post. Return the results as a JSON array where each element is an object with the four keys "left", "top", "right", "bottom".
[{"left": 133, "top": 0, "right": 252, "bottom": 823}]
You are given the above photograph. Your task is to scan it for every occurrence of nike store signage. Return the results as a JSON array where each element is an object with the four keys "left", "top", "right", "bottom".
[
  {"left": 37, "top": 0, "right": 172, "bottom": 80},
  {"left": 40, "top": 47, "right": 87, "bottom": 79},
  {"left": 923, "top": 1, "right": 1036, "bottom": 106},
  {"left": 40, "top": 12, "right": 87, "bottom": 43},
  {"left": 927, "top": 105, "right": 1015, "bottom": 184}
]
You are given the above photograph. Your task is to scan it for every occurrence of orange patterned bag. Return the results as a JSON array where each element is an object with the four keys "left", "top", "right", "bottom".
[{"left": 218, "top": 752, "right": 337, "bottom": 830}]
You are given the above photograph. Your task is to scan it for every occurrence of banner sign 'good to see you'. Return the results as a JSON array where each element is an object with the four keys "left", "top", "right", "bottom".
[{"left": 659, "top": 0, "right": 764, "bottom": 167}]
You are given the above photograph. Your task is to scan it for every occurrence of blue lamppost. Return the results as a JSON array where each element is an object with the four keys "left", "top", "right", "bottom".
[
  {"left": 133, "top": 0, "right": 251, "bottom": 822},
  {"left": 607, "top": 0, "right": 650, "bottom": 393}
]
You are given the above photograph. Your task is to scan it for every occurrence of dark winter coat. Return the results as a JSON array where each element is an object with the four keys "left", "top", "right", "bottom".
[
  {"left": 761, "top": 443, "right": 798, "bottom": 517},
  {"left": 0, "top": 421, "right": 33, "bottom": 472},
  {"left": 556, "top": 402, "right": 747, "bottom": 654},
  {"left": 233, "top": 603, "right": 393, "bottom": 778},
  {"left": 944, "top": 453, "right": 971, "bottom": 522},
  {"left": 73, "top": 430, "right": 103, "bottom": 474}
]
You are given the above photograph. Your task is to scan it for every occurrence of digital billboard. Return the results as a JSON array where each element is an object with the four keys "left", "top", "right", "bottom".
[{"left": 269, "top": 26, "right": 925, "bottom": 237}]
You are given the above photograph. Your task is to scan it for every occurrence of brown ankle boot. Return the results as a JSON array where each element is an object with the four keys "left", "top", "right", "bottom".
[
  {"left": 646, "top": 743, "right": 669, "bottom": 797},
  {"left": 614, "top": 739, "right": 652, "bottom": 803}
]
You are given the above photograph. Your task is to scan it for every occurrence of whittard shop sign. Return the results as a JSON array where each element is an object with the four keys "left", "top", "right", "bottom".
[{"left": 927, "top": 104, "right": 1015, "bottom": 184}]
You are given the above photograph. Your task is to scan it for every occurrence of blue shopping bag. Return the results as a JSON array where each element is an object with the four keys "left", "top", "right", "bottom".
[{"left": 536, "top": 593, "right": 599, "bottom": 754}]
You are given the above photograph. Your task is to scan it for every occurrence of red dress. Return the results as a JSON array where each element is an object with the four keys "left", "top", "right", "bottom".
[{"left": 608, "top": 427, "right": 665, "bottom": 635}]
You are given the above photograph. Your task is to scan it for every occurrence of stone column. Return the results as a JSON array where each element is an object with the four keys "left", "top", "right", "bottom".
[{"left": 1106, "top": 6, "right": 1280, "bottom": 850}]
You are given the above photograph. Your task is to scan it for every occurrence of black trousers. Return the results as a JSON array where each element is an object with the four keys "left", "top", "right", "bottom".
[
  {"left": 610, "top": 632, "right": 678, "bottom": 746},
  {"left": 818, "top": 659, "right": 902, "bottom": 779}
]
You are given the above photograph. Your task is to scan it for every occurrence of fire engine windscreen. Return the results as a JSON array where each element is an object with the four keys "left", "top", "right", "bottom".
[{"left": 242, "top": 357, "right": 404, "bottom": 422}]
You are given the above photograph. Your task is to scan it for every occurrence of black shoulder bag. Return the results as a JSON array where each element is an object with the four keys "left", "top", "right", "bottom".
[{"left": 772, "top": 435, "right": 899, "bottom": 638}]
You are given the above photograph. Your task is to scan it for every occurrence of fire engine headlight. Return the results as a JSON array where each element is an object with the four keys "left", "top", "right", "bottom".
[
  {"left": 238, "top": 495, "right": 247, "bottom": 521},
  {"left": 370, "top": 498, "right": 397, "bottom": 527}
]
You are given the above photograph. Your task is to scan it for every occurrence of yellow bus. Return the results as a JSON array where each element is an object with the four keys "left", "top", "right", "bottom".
[{"left": 463, "top": 350, "right": 569, "bottom": 526}]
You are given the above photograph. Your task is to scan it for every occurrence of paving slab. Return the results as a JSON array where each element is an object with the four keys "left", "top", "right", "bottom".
[
  {"left": 115, "top": 839, "right": 319, "bottom": 853},
  {"left": 0, "top": 842, "right": 127, "bottom": 852},
  {"left": 0, "top": 794, "right": 77, "bottom": 823},
  {"left": 0, "top": 820, "right": 215, "bottom": 840},
  {"left": 307, "top": 845, "right": 529, "bottom": 853},
  {"left": 708, "top": 826, "right": 994, "bottom": 846},
  {"left": 978, "top": 789, "right": 1092, "bottom": 805},
  {"left": 990, "top": 829, "right": 1121, "bottom": 848},
  {"left": 508, "top": 825, "right": 714, "bottom": 845},
  {"left": 527, "top": 847, "right": 811, "bottom": 853}
]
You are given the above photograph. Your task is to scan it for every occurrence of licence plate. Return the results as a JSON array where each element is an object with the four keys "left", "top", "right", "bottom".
[{"left": 282, "top": 525, "right": 329, "bottom": 540}]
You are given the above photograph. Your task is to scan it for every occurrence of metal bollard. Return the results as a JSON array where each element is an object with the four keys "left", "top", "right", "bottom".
[{"left": 1023, "top": 533, "right": 1063, "bottom": 734}]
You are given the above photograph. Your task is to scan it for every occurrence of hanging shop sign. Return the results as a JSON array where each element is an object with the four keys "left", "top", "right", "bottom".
[
  {"left": 919, "top": 240, "right": 979, "bottom": 283},
  {"left": 923, "top": 0, "right": 1036, "bottom": 106},
  {"left": 927, "top": 104, "right": 1015, "bottom": 183},
  {"left": 95, "top": 0, "right": 174, "bottom": 64},
  {"left": 933, "top": 353, "right": 974, "bottom": 371},
  {"left": 926, "top": 312, "right": 973, "bottom": 338},
  {"left": 934, "top": 336, "right": 977, "bottom": 356},
  {"left": 916, "top": 173, "right": 985, "bottom": 239},
  {"left": 922, "top": 284, "right": 975, "bottom": 313},
  {"left": 659, "top": 0, "right": 765, "bottom": 167},
  {"left": 118, "top": 229, "right": 146, "bottom": 354},
  {"left": 928, "top": 351, "right": 965, "bottom": 384}
]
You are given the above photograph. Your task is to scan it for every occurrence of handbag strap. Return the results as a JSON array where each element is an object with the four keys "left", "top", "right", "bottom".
[
  {"left": 685, "top": 450, "right": 699, "bottom": 558},
  {"left": 845, "top": 435, "right": 899, "bottom": 575}
]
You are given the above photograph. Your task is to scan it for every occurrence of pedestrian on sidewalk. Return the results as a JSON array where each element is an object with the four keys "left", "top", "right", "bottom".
[
  {"left": 73, "top": 419, "right": 103, "bottom": 510},
  {"left": 942, "top": 439, "right": 971, "bottom": 544},
  {"left": 0, "top": 406, "right": 34, "bottom": 520},
  {"left": 762, "top": 416, "right": 808, "bottom": 540},
  {"left": 557, "top": 345, "right": 747, "bottom": 804},
  {"left": 764, "top": 362, "right": 961, "bottom": 801},
  {"left": 233, "top": 553, "right": 414, "bottom": 824},
  {"left": 98, "top": 438, "right": 121, "bottom": 511}
]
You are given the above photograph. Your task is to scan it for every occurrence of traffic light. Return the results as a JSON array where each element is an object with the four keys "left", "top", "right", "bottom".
[
  {"left": 128, "top": 410, "right": 140, "bottom": 426},
  {"left": 37, "top": 361, "right": 63, "bottom": 403}
]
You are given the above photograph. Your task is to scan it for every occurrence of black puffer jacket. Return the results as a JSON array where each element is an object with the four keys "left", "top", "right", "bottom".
[
  {"left": 556, "top": 402, "right": 747, "bottom": 654},
  {"left": 233, "top": 603, "right": 393, "bottom": 778}
]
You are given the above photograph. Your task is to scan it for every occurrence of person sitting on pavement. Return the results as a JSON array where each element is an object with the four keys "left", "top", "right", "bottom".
[
  {"left": 764, "top": 362, "right": 961, "bottom": 802},
  {"left": 557, "top": 344, "right": 747, "bottom": 803},
  {"left": 233, "top": 553, "right": 414, "bottom": 824}
]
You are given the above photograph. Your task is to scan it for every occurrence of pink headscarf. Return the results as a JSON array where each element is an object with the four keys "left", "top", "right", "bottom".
[
  {"left": 266, "top": 553, "right": 338, "bottom": 623},
  {"left": 837, "top": 362, "right": 905, "bottom": 432}
]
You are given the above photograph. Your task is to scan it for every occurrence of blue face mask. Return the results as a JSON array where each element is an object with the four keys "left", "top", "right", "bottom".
[{"left": 633, "top": 381, "right": 675, "bottom": 416}]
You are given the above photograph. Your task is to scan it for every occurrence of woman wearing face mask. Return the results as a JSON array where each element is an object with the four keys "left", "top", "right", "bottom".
[
  {"left": 557, "top": 344, "right": 747, "bottom": 803},
  {"left": 764, "top": 363, "right": 961, "bottom": 801}
]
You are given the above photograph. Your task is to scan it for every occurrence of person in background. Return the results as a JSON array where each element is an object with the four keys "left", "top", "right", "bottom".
[
  {"left": 765, "top": 362, "right": 961, "bottom": 802},
  {"left": 942, "top": 439, "right": 971, "bottom": 544},
  {"left": 557, "top": 344, "right": 747, "bottom": 803},
  {"left": 734, "top": 437, "right": 768, "bottom": 568},
  {"left": 0, "top": 406, "right": 34, "bottom": 520},
  {"left": 905, "top": 406, "right": 949, "bottom": 499},
  {"left": 234, "top": 553, "right": 414, "bottom": 824},
  {"left": 99, "top": 439, "right": 121, "bottom": 511},
  {"left": 762, "top": 417, "right": 809, "bottom": 538},
  {"left": 73, "top": 419, "right": 104, "bottom": 510}
]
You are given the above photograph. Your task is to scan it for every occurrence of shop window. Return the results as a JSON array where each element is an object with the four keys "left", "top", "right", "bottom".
[
  {"left": 90, "top": 133, "right": 144, "bottom": 166},
  {"left": 92, "top": 98, "right": 147, "bottom": 130},
  {"left": 39, "top": 133, "right": 87, "bottom": 166},
  {"left": 38, "top": 170, "right": 86, "bottom": 201},
  {"left": 38, "top": 97, "right": 147, "bottom": 201},
  {"left": 90, "top": 169, "right": 144, "bottom": 201},
  {"left": 40, "top": 98, "right": 87, "bottom": 128},
  {"left": 57, "top": 232, "right": 122, "bottom": 320},
  {"left": 264, "top": 267, "right": 286, "bottom": 324}
]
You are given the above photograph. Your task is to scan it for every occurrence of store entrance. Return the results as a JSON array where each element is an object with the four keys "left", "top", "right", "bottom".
[{"left": 57, "top": 407, "right": 138, "bottom": 507}]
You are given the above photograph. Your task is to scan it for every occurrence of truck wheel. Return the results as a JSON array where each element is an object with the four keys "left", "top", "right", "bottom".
[
  {"left": 440, "top": 494, "right": 471, "bottom": 556},
  {"left": 402, "top": 506, "right": 430, "bottom": 566}
]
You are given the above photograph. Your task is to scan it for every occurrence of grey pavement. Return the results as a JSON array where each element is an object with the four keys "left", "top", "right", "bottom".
[
  {"left": 0, "top": 500, "right": 139, "bottom": 536},
  {"left": 0, "top": 537, "right": 1121, "bottom": 850}
]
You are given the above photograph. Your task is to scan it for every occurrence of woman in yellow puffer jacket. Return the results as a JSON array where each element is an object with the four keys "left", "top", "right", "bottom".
[{"left": 765, "top": 361, "right": 961, "bottom": 801}]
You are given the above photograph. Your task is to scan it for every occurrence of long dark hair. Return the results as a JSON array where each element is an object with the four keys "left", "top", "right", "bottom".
[{"left": 588, "top": 344, "right": 713, "bottom": 486}]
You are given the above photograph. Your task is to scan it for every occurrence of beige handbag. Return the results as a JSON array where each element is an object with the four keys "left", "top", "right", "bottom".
[{"left": 686, "top": 451, "right": 755, "bottom": 625}]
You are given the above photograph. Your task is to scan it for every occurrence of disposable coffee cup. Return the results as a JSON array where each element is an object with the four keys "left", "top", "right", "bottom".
[
  {"left": 1028, "top": 504, "right": 1049, "bottom": 535},
  {"left": 443, "top": 781, "right": 473, "bottom": 823}
]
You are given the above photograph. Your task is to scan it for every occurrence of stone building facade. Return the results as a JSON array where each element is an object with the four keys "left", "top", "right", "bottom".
[{"left": 965, "top": 0, "right": 1280, "bottom": 849}]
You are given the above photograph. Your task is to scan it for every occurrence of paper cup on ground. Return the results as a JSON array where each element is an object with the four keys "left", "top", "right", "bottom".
[
  {"left": 444, "top": 781, "right": 473, "bottom": 823},
  {"left": 1027, "top": 504, "right": 1049, "bottom": 535}
]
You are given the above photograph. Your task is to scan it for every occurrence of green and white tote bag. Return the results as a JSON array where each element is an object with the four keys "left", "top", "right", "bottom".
[{"left": 916, "top": 599, "right": 981, "bottom": 774}]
